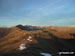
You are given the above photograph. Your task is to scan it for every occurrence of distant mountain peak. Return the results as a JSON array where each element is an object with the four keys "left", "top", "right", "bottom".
[
  {"left": 16, "top": 24, "right": 23, "bottom": 27},
  {"left": 15, "top": 24, "right": 44, "bottom": 31}
]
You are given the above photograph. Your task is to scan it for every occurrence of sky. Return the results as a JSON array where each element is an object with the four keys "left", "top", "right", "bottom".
[{"left": 0, "top": 0, "right": 75, "bottom": 27}]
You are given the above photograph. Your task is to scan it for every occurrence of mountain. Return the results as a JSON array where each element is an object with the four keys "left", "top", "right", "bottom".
[
  {"left": 0, "top": 25, "right": 75, "bottom": 56},
  {"left": 0, "top": 27, "right": 10, "bottom": 38},
  {"left": 14, "top": 24, "right": 44, "bottom": 31}
]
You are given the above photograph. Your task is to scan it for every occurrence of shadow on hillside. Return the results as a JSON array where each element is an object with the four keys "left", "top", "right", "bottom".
[
  {"left": 29, "top": 33, "right": 75, "bottom": 56},
  {"left": 0, "top": 32, "right": 75, "bottom": 56}
]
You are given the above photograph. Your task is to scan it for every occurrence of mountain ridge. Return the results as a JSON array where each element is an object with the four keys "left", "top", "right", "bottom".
[{"left": 0, "top": 24, "right": 75, "bottom": 56}]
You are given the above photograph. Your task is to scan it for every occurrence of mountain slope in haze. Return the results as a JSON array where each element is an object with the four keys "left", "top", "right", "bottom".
[{"left": 0, "top": 25, "right": 75, "bottom": 56}]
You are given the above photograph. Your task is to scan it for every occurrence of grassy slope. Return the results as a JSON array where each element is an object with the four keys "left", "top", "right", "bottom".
[{"left": 0, "top": 26, "right": 75, "bottom": 56}]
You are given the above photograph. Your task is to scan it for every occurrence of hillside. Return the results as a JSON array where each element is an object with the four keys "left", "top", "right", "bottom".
[{"left": 0, "top": 25, "right": 75, "bottom": 56}]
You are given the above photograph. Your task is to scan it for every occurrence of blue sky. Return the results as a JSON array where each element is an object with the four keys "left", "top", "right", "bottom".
[{"left": 0, "top": 0, "right": 75, "bottom": 27}]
